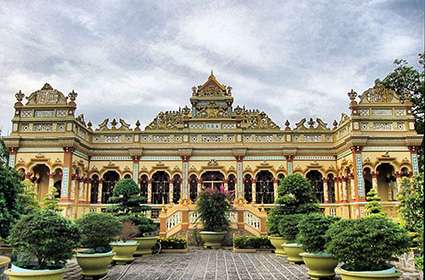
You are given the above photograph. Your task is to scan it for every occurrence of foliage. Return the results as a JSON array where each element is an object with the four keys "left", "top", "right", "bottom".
[
  {"left": 278, "top": 213, "right": 305, "bottom": 242},
  {"left": 297, "top": 213, "right": 340, "bottom": 253},
  {"left": 119, "top": 221, "right": 139, "bottom": 241},
  {"left": 17, "top": 179, "right": 40, "bottom": 215},
  {"left": 118, "top": 214, "right": 157, "bottom": 237},
  {"left": 107, "top": 178, "right": 149, "bottom": 214},
  {"left": 326, "top": 216, "right": 410, "bottom": 271},
  {"left": 8, "top": 209, "right": 80, "bottom": 269},
  {"left": 0, "top": 139, "right": 8, "bottom": 166},
  {"left": 43, "top": 189, "right": 61, "bottom": 212},
  {"left": 160, "top": 237, "right": 187, "bottom": 249},
  {"left": 76, "top": 212, "right": 122, "bottom": 252},
  {"left": 364, "top": 188, "right": 386, "bottom": 217},
  {"left": 196, "top": 188, "right": 230, "bottom": 232},
  {"left": 267, "top": 174, "right": 320, "bottom": 235},
  {"left": 233, "top": 236, "right": 272, "bottom": 249},
  {"left": 382, "top": 53, "right": 424, "bottom": 169},
  {"left": 0, "top": 164, "right": 26, "bottom": 239}
]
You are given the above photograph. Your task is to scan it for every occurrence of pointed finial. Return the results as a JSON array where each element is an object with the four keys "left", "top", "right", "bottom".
[
  {"left": 333, "top": 120, "right": 338, "bottom": 128},
  {"left": 209, "top": 69, "right": 215, "bottom": 79},
  {"left": 15, "top": 90, "right": 24, "bottom": 102}
]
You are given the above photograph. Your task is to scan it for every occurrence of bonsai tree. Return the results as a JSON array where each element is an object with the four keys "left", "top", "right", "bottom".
[
  {"left": 107, "top": 178, "right": 149, "bottom": 215},
  {"left": 267, "top": 174, "right": 320, "bottom": 235},
  {"left": 364, "top": 188, "right": 386, "bottom": 217},
  {"left": 17, "top": 179, "right": 40, "bottom": 215},
  {"left": 8, "top": 209, "right": 80, "bottom": 269},
  {"left": 297, "top": 213, "right": 340, "bottom": 253},
  {"left": 119, "top": 214, "right": 157, "bottom": 237},
  {"left": 76, "top": 212, "right": 122, "bottom": 253},
  {"left": 326, "top": 215, "right": 411, "bottom": 272},
  {"left": 196, "top": 188, "right": 230, "bottom": 232},
  {"left": 278, "top": 213, "right": 305, "bottom": 242}
]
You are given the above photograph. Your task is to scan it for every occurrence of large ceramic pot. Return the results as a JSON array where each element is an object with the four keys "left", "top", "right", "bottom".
[
  {"left": 133, "top": 236, "right": 158, "bottom": 255},
  {"left": 199, "top": 232, "right": 226, "bottom": 249},
  {"left": 282, "top": 243, "right": 304, "bottom": 263},
  {"left": 268, "top": 236, "right": 286, "bottom": 256},
  {"left": 5, "top": 265, "right": 66, "bottom": 280},
  {"left": 300, "top": 252, "right": 338, "bottom": 280},
  {"left": 110, "top": 241, "right": 139, "bottom": 265},
  {"left": 335, "top": 266, "right": 401, "bottom": 280},
  {"left": 76, "top": 251, "right": 114, "bottom": 277},
  {"left": 0, "top": 256, "right": 11, "bottom": 278}
]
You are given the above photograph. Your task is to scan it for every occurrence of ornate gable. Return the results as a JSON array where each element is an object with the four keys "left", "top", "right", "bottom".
[
  {"left": 26, "top": 83, "right": 68, "bottom": 105},
  {"left": 358, "top": 81, "right": 400, "bottom": 104}
]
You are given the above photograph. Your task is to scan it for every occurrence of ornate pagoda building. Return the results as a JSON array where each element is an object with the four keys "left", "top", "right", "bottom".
[{"left": 4, "top": 72, "right": 422, "bottom": 237}]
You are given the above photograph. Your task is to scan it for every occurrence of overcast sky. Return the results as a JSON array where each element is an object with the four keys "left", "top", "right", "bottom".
[{"left": 0, "top": 0, "right": 423, "bottom": 134}]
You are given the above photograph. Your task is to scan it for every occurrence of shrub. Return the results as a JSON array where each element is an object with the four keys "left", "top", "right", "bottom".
[
  {"left": 118, "top": 214, "right": 157, "bottom": 237},
  {"left": 297, "top": 213, "right": 340, "bottom": 253},
  {"left": 267, "top": 174, "right": 319, "bottom": 236},
  {"left": 76, "top": 212, "right": 122, "bottom": 253},
  {"left": 8, "top": 209, "right": 80, "bottom": 269},
  {"left": 107, "top": 178, "right": 149, "bottom": 214},
  {"left": 326, "top": 216, "right": 411, "bottom": 271},
  {"left": 233, "top": 236, "right": 272, "bottom": 249},
  {"left": 364, "top": 188, "right": 385, "bottom": 217},
  {"left": 278, "top": 214, "right": 305, "bottom": 242},
  {"left": 196, "top": 188, "right": 230, "bottom": 232},
  {"left": 160, "top": 237, "right": 187, "bottom": 249},
  {"left": 0, "top": 164, "right": 26, "bottom": 239}
]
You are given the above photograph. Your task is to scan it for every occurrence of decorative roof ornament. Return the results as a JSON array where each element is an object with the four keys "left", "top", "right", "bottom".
[
  {"left": 134, "top": 120, "right": 141, "bottom": 131},
  {"left": 111, "top": 119, "right": 118, "bottom": 129},
  {"left": 15, "top": 90, "right": 24, "bottom": 102},
  {"left": 332, "top": 120, "right": 338, "bottom": 129},
  {"left": 119, "top": 119, "right": 130, "bottom": 130},
  {"left": 347, "top": 89, "right": 357, "bottom": 102},
  {"left": 284, "top": 120, "right": 291, "bottom": 130},
  {"left": 68, "top": 90, "right": 78, "bottom": 103},
  {"left": 26, "top": 83, "right": 67, "bottom": 105}
]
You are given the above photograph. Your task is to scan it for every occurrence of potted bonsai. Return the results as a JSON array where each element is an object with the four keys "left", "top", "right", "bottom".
[
  {"left": 326, "top": 215, "right": 410, "bottom": 280},
  {"left": 297, "top": 213, "right": 340, "bottom": 279},
  {"left": 196, "top": 188, "right": 231, "bottom": 249},
  {"left": 278, "top": 213, "right": 305, "bottom": 263},
  {"left": 110, "top": 221, "right": 140, "bottom": 264},
  {"left": 120, "top": 215, "right": 158, "bottom": 255},
  {"left": 5, "top": 209, "right": 80, "bottom": 280},
  {"left": 107, "top": 178, "right": 157, "bottom": 256},
  {"left": 75, "top": 212, "right": 122, "bottom": 277},
  {"left": 267, "top": 174, "right": 320, "bottom": 256}
]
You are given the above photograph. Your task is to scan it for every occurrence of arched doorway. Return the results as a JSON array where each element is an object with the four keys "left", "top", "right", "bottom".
[
  {"left": 152, "top": 171, "right": 170, "bottom": 204},
  {"left": 201, "top": 171, "right": 224, "bottom": 190},
  {"left": 52, "top": 169, "right": 62, "bottom": 198},
  {"left": 377, "top": 163, "right": 396, "bottom": 201},
  {"left": 140, "top": 175, "right": 149, "bottom": 199},
  {"left": 227, "top": 174, "right": 236, "bottom": 201},
  {"left": 32, "top": 164, "right": 50, "bottom": 201},
  {"left": 255, "top": 171, "right": 274, "bottom": 204},
  {"left": 363, "top": 167, "right": 373, "bottom": 195},
  {"left": 102, "top": 171, "right": 120, "bottom": 203},
  {"left": 90, "top": 174, "right": 99, "bottom": 204},
  {"left": 306, "top": 170, "right": 324, "bottom": 203},
  {"left": 327, "top": 174, "right": 336, "bottom": 203},
  {"left": 172, "top": 174, "right": 181, "bottom": 203},
  {"left": 189, "top": 175, "right": 198, "bottom": 202},
  {"left": 243, "top": 174, "right": 253, "bottom": 203}
]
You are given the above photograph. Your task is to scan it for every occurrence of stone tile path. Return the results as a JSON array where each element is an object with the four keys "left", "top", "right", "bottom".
[{"left": 105, "top": 249, "right": 310, "bottom": 280}]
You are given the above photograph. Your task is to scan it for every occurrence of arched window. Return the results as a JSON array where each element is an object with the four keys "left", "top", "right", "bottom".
[
  {"left": 363, "top": 167, "right": 372, "bottom": 195},
  {"left": 172, "top": 174, "right": 181, "bottom": 203},
  {"left": 377, "top": 163, "right": 396, "bottom": 201},
  {"left": 52, "top": 169, "right": 62, "bottom": 198},
  {"left": 124, "top": 174, "right": 132, "bottom": 179},
  {"left": 277, "top": 173, "right": 285, "bottom": 186},
  {"left": 90, "top": 174, "right": 99, "bottom": 204},
  {"left": 227, "top": 174, "right": 236, "bottom": 201},
  {"left": 140, "top": 175, "right": 148, "bottom": 199},
  {"left": 256, "top": 171, "right": 274, "bottom": 204},
  {"left": 400, "top": 167, "right": 410, "bottom": 178},
  {"left": 152, "top": 171, "right": 169, "bottom": 204},
  {"left": 201, "top": 171, "right": 225, "bottom": 190},
  {"left": 306, "top": 170, "right": 324, "bottom": 203},
  {"left": 327, "top": 174, "right": 336, "bottom": 203},
  {"left": 244, "top": 174, "right": 253, "bottom": 203},
  {"left": 102, "top": 171, "right": 120, "bottom": 203},
  {"left": 32, "top": 164, "right": 50, "bottom": 201},
  {"left": 189, "top": 175, "right": 198, "bottom": 202}
]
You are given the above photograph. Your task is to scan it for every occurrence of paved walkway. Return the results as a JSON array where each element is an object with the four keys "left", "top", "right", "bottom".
[{"left": 105, "top": 249, "right": 310, "bottom": 280}]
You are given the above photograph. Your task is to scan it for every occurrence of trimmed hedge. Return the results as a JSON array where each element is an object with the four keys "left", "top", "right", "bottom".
[
  {"left": 233, "top": 236, "right": 272, "bottom": 249},
  {"left": 160, "top": 237, "right": 187, "bottom": 249}
]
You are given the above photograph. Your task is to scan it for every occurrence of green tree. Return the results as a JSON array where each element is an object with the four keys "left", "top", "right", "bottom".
[
  {"left": 43, "top": 189, "right": 61, "bottom": 212},
  {"left": 382, "top": 53, "right": 424, "bottom": 169},
  {"left": 0, "top": 164, "right": 25, "bottom": 239},
  {"left": 106, "top": 178, "right": 149, "bottom": 214},
  {"left": 0, "top": 139, "right": 8, "bottom": 166},
  {"left": 18, "top": 179, "right": 40, "bottom": 214},
  {"left": 364, "top": 188, "right": 386, "bottom": 217}
]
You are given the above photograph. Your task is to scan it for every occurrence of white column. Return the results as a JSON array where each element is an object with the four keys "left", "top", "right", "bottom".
[
  {"left": 97, "top": 181, "right": 103, "bottom": 204},
  {"left": 273, "top": 179, "right": 278, "bottom": 202},
  {"left": 323, "top": 180, "right": 329, "bottom": 203},
  {"left": 252, "top": 179, "right": 256, "bottom": 204},
  {"left": 147, "top": 180, "right": 152, "bottom": 203},
  {"left": 372, "top": 172, "right": 378, "bottom": 191},
  {"left": 181, "top": 156, "right": 190, "bottom": 200},
  {"left": 342, "top": 178, "right": 348, "bottom": 202},
  {"left": 236, "top": 156, "right": 243, "bottom": 199}
]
